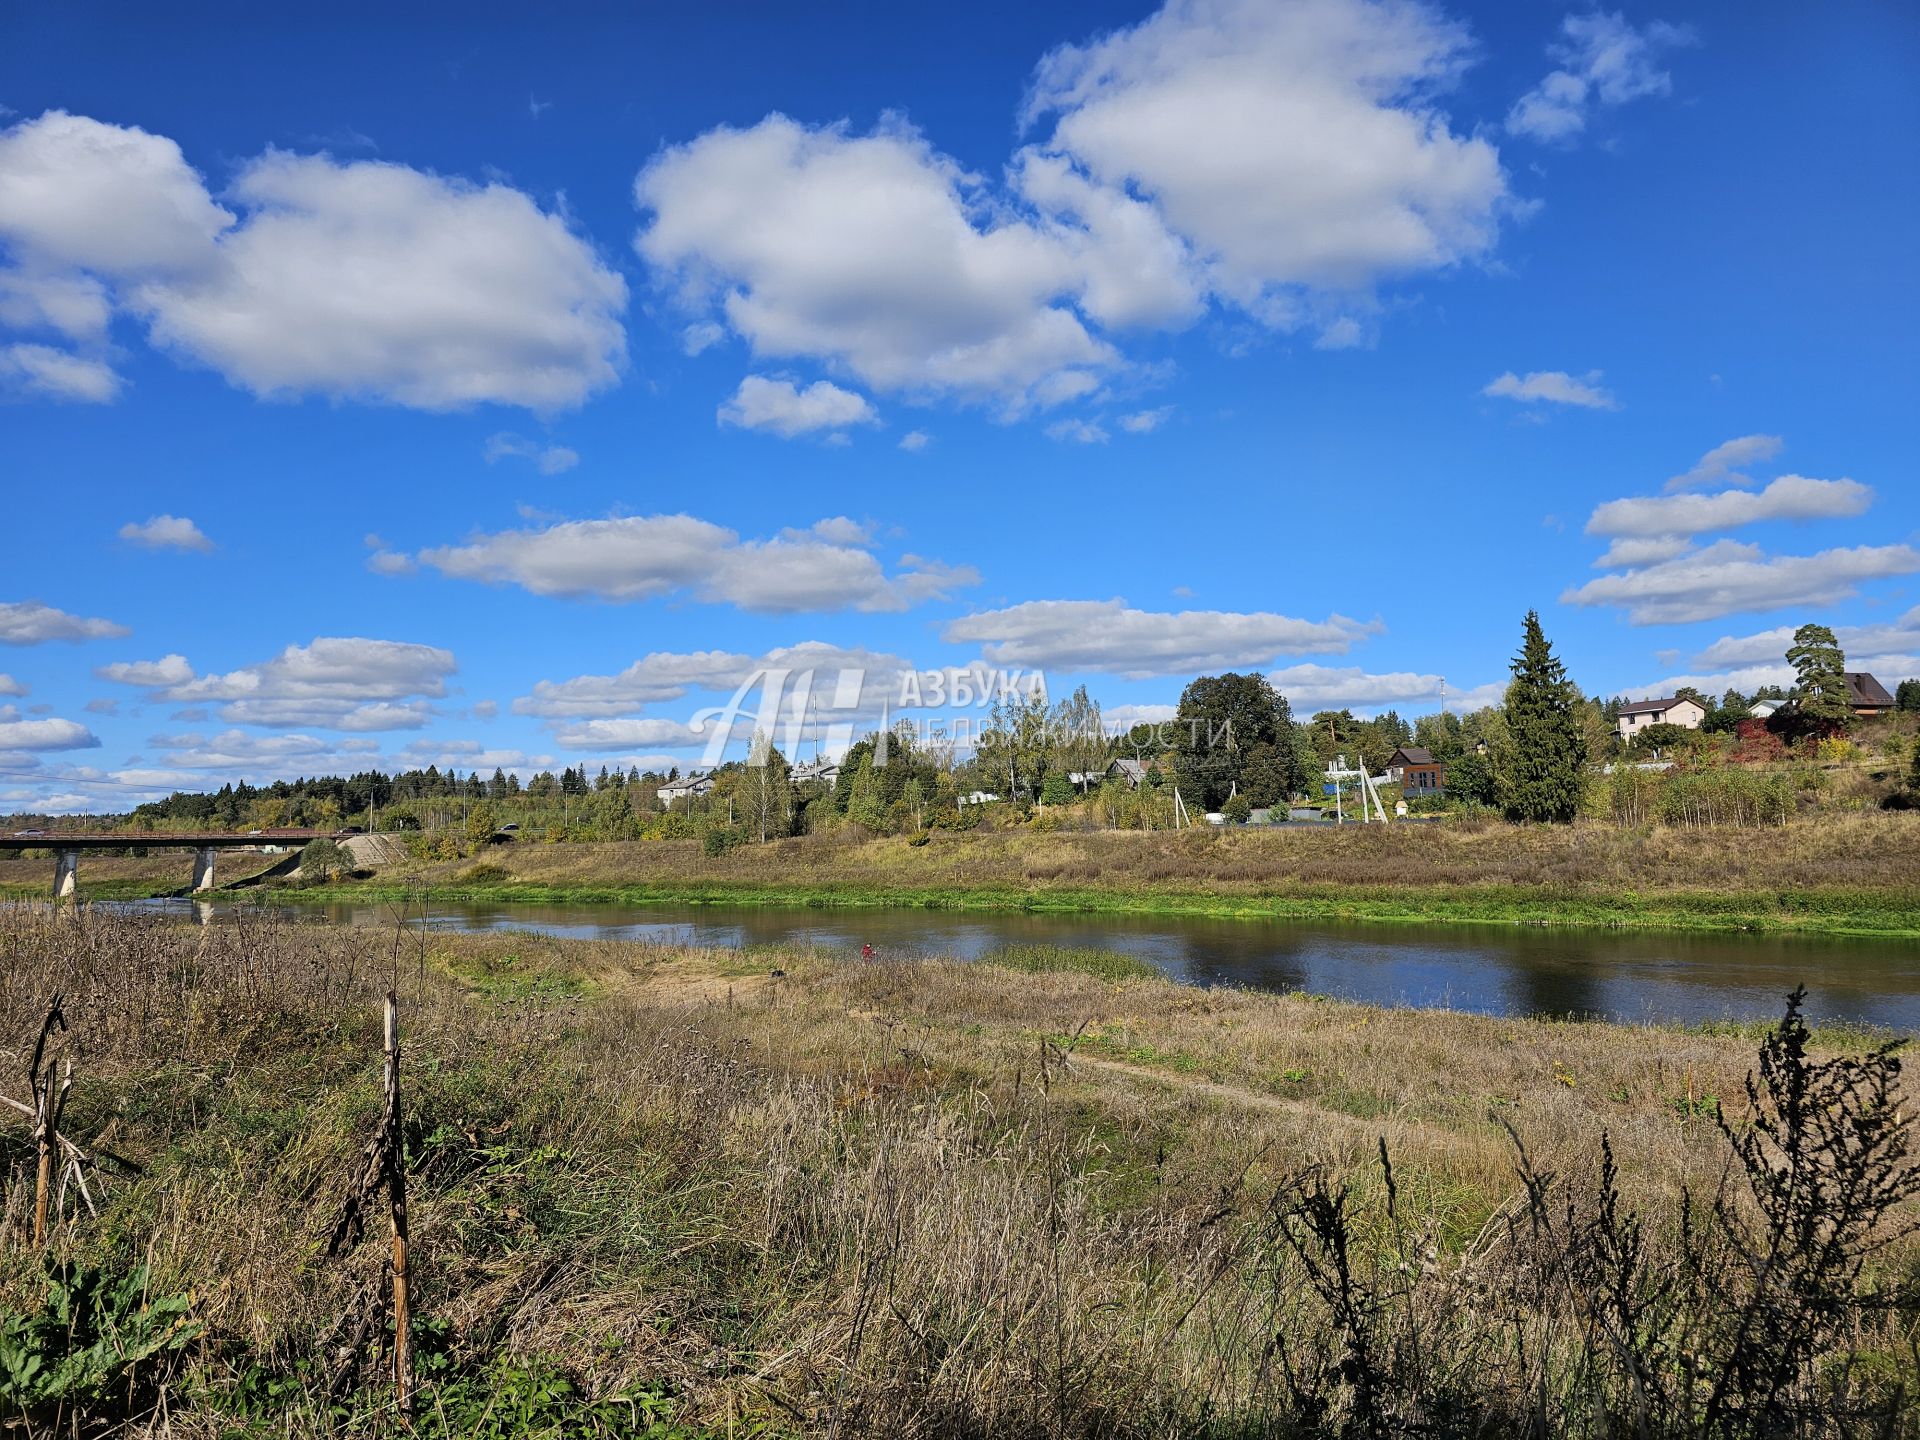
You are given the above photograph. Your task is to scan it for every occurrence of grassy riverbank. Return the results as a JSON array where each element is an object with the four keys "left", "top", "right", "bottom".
[
  {"left": 357, "top": 817, "right": 1918, "bottom": 936},
  {"left": 7, "top": 816, "right": 1918, "bottom": 934},
  {"left": 1, "top": 907, "right": 1914, "bottom": 1436}
]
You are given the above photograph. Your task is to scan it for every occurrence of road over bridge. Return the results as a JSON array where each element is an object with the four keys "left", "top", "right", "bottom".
[{"left": 0, "top": 830, "right": 352, "bottom": 897}]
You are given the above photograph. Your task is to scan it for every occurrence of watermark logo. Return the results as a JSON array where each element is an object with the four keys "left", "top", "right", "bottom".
[
  {"left": 686, "top": 661, "right": 1230, "bottom": 770},
  {"left": 689, "top": 664, "right": 1050, "bottom": 768}
]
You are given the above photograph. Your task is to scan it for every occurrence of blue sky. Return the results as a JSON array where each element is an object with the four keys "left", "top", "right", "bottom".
[{"left": 1, "top": 0, "right": 1916, "bottom": 810}]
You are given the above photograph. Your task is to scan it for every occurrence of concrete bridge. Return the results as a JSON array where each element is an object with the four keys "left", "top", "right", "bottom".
[{"left": 0, "top": 830, "right": 352, "bottom": 898}]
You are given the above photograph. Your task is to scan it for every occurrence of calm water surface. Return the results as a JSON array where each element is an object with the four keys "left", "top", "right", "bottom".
[{"left": 131, "top": 896, "right": 1920, "bottom": 1031}]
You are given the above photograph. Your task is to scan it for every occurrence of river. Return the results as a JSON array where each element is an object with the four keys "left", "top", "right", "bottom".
[{"left": 129, "top": 896, "right": 1920, "bottom": 1030}]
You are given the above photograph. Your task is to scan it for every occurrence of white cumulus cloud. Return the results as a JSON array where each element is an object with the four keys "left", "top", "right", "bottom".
[
  {"left": 634, "top": 0, "right": 1519, "bottom": 411},
  {"left": 637, "top": 114, "right": 1114, "bottom": 409},
  {"left": 1507, "top": 11, "right": 1693, "bottom": 145},
  {"left": 1266, "top": 663, "right": 1462, "bottom": 710},
  {"left": 119, "top": 514, "right": 214, "bottom": 551},
  {"left": 0, "top": 110, "right": 629, "bottom": 411},
  {"left": 96, "top": 636, "right": 456, "bottom": 730},
  {"left": 0, "top": 716, "right": 99, "bottom": 751},
  {"left": 417, "top": 513, "right": 976, "bottom": 614},
  {"left": 1, "top": 342, "right": 120, "bottom": 401},
  {"left": 1586, "top": 476, "right": 1873, "bottom": 540},
  {"left": 1690, "top": 607, "right": 1920, "bottom": 673},
  {"left": 1562, "top": 540, "right": 1920, "bottom": 625},
  {"left": 1665, "top": 434, "right": 1783, "bottom": 493},
  {"left": 0, "top": 602, "right": 128, "bottom": 645},
  {"left": 1025, "top": 0, "right": 1510, "bottom": 311},
  {"left": 1045, "top": 417, "right": 1109, "bottom": 444},
  {"left": 1118, "top": 406, "right": 1174, "bottom": 433},
  {"left": 944, "top": 598, "right": 1377, "bottom": 678},
  {"left": 551, "top": 717, "right": 707, "bottom": 751},
  {"left": 1482, "top": 369, "right": 1617, "bottom": 409},
  {"left": 718, "top": 375, "right": 879, "bottom": 437},
  {"left": 484, "top": 432, "right": 579, "bottom": 475}
]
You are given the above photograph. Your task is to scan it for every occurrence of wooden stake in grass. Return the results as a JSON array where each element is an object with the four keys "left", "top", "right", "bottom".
[
  {"left": 26, "top": 993, "right": 70, "bottom": 1247},
  {"left": 384, "top": 992, "right": 414, "bottom": 1418},
  {"left": 329, "top": 990, "right": 415, "bottom": 1417}
]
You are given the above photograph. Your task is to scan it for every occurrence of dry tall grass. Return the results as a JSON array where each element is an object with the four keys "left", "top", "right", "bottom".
[
  {"left": 403, "top": 812, "right": 1920, "bottom": 901},
  {"left": 1, "top": 906, "right": 1914, "bottom": 1437}
]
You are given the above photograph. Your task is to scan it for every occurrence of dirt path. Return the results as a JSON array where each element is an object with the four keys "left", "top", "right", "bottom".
[
  {"left": 600, "top": 952, "right": 781, "bottom": 1006},
  {"left": 1064, "top": 1050, "right": 1402, "bottom": 1140}
]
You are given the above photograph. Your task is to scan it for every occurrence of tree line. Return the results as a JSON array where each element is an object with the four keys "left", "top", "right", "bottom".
[{"left": 19, "top": 617, "right": 1915, "bottom": 842}]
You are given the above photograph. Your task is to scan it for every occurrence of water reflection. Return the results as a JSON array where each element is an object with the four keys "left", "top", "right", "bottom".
[{"left": 121, "top": 896, "right": 1920, "bottom": 1030}]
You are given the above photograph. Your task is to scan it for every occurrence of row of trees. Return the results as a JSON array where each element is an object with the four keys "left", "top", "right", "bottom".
[{"left": 45, "top": 615, "right": 1915, "bottom": 843}]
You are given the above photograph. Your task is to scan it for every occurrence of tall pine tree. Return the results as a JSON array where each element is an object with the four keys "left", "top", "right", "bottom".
[
  {"left": 1503, "top": 610, "right": 1587, "bottom": 823},
  {"left": 1786, "top": 622, "right": 1852, "bottom": 731}
]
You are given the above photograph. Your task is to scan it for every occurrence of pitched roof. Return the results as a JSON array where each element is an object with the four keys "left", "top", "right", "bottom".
[
  {"left": 1388, "top": 746, "right": 1436, "bottom": 765},
  {"left": 1846, "top": 671, "right": 1895, "bottom": 707},
  {"left": 1617, "top": 695, "right": 1699, "bottom": 716}
]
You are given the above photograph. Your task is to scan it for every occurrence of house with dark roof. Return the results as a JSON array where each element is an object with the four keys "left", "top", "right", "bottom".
[
  {"left": 1846, "top": 672, "right": 1895, "bottom": 717},
  {"left": 1385, "top": 746, "right": 1445, "bottom": 795},
  {"left": 1614, "top": 694, "right": 1707, "bottom": 742}
]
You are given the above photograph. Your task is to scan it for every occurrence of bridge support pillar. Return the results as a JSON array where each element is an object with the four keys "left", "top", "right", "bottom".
[
  {"left": 192, "top": 847, "right": 217, "bottom": 892},
  {"left": 53, "top": 850, "right": 78, "bottom": 900}
]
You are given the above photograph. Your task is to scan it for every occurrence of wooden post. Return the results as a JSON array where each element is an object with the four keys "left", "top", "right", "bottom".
[
  {"left": 27, "top": 995, "right": 68, "bottom": 1247},
  {"left": 384, "top": 991, "right": 415, "bottom": 1417}
]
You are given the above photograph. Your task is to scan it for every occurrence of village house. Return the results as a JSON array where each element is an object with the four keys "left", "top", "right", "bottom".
[
  {"left": 1385, "top": 746, "right": 1446, "bottom": 796},
  {"left": 1846, "top": 672, "right": 1895, "bottom": 717},
  {"left": 790, "top": 759, "right": 841, "bottom": 788},
  {"left": 1614, "top": 694, "right": 1708, "bottom": 742},
  {"left": 1071, "top": 757, "right": 1149, "bottom": 789},
  {"left": 658, "top": 773, "right": 714, "bottom": 807}
]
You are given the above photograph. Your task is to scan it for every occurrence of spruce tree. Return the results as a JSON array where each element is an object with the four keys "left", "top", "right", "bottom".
[{"left": 1502, "top": 610, "right": 1587, "bottom": 823}]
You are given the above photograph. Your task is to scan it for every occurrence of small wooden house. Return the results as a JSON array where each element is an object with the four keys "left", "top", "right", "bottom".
[{"left": 1385, "top": 746, "right": 1445, "bottom": 795}]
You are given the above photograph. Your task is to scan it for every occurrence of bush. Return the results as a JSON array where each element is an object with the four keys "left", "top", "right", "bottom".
[
  {"left": 297, "top": 836, "right": 353, "bottom": 882},
  {"left": 1221, "top": 793, "right": 1253, "bottom": 823},
  {"left": 1277, "top": 990, "right": 1919, "bottom": 1436},
  {"left": 1629, "top": 720, "right": 1693, "bottom": 752},
  {"left": 1817, "top": 736, "right": 1862, "bottom": 765},
  {"left": 701, "top": 827, "right": 745, "bottom": 857}
]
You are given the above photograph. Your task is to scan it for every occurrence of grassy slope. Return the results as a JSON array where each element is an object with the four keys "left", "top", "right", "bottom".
[
  {"left": 8, "top": 815, "right": 1917, "bottom": 934},
  {"left": 0, "top": 847, "right": 285, "bottom": 899},
  {"left": 3, "top": 910, "right": 1911, "bottom": 1435},
  {"left": 364, "top": 816, "right": 1919, "bottom": 936}
]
